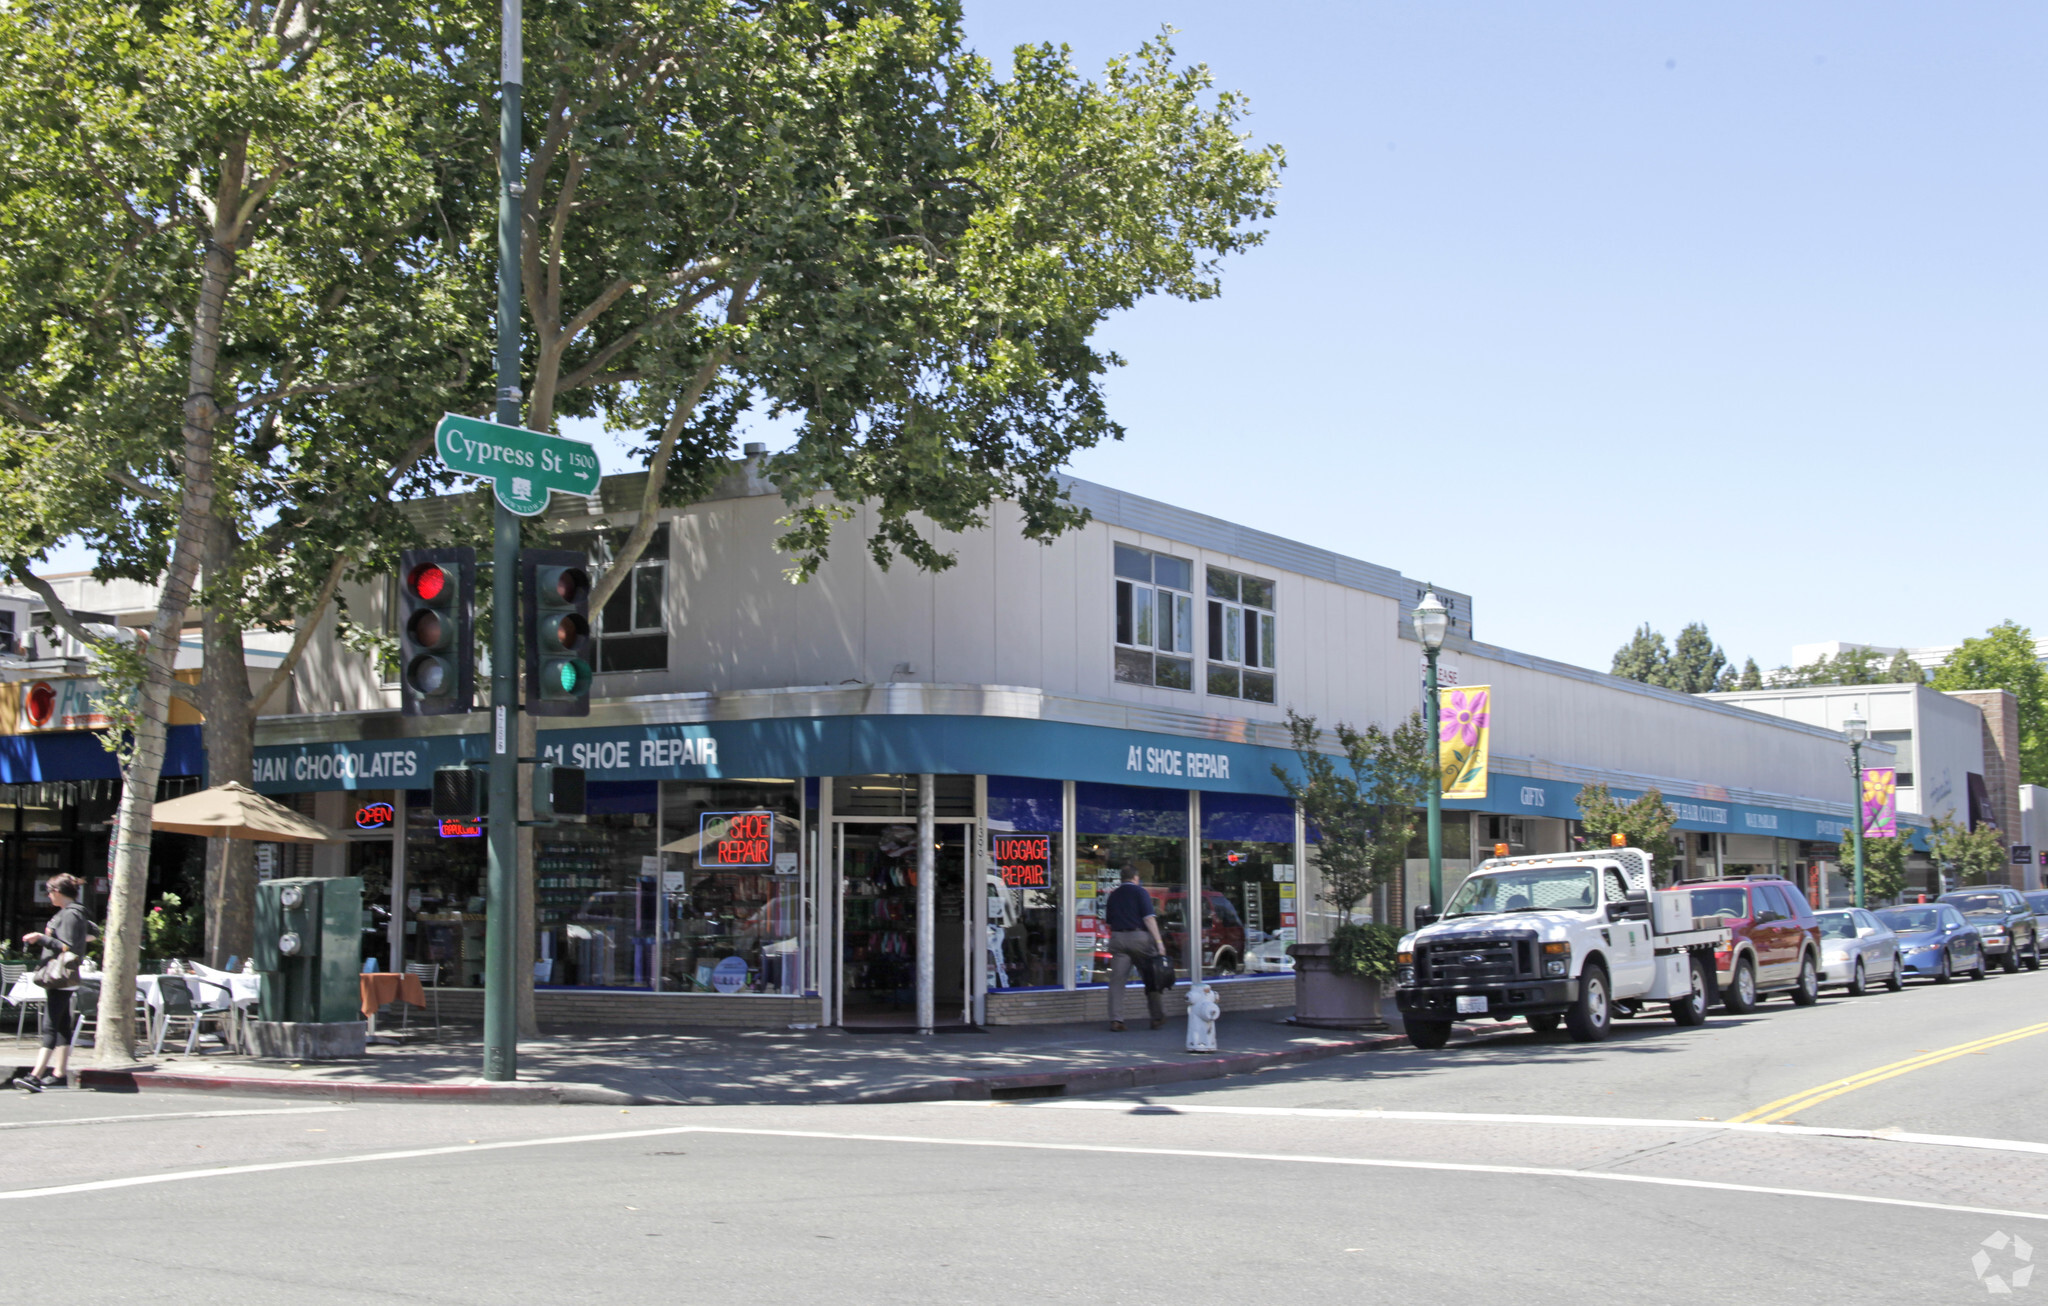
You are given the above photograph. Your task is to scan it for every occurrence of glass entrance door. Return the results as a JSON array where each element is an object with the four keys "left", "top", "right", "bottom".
[{"left": 836, "top": 820, "right": 972, "bottom": 1026}]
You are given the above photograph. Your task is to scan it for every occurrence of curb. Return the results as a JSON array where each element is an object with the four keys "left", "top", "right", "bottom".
[
  {"left": 67, "top": 1067, "right": 638, "bottom": 1106},
  {"left": 846, "top": 1020, "right": 1509, "bottom": 1104},
  {"left": 28, "top": 1019, "right": 1511, "bottom": 1108}
]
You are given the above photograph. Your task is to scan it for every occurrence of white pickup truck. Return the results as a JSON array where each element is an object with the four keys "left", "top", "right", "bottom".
[{"left": 1394, "top": 847, "right": 1731, "bottom": 1049}]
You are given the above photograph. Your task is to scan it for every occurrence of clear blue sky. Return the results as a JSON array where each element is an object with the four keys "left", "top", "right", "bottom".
[
  {"left": 936, "top": 0, "right": 2044, "bottom": 673},
  {"left": 54, "top": 4, "right": 2035, "bottom": 676}
]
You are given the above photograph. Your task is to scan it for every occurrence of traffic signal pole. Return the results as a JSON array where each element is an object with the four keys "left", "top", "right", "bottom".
[{"left": 484, "top": 0, "right": 524, "bottom": 1082}]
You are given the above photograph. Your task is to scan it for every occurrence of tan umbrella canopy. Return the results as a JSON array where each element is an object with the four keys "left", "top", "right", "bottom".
[{"left": 148, "top": 781, "right": 337, "bottom": 843}]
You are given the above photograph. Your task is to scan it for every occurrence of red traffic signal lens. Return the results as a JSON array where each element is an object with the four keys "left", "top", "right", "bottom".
[
  {"left": 554, "top": 567, "right": 590, "bottom": 603},
  {"left": 554, "top": 613, "right": 589, "bottom": 649},
  {"left": 408, "top": 563, "right": 448, "bottom": 603}
]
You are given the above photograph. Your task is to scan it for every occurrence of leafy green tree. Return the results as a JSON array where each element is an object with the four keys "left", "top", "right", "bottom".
[
  {"left": 1930, "top": 621, "right": 2048, "bottom": 786},
  {"left": 1886, "top": 650, "right": 1925, "bottom": 684},
  {"left": 1666, "top": 622, "right": 1728, "bottom": 693},
  {"left": 1611, "top": 625, "right": 1672, "bottom": 684},
  {"left": 1274, "top": 708, "right": 1430, "bottom": 927},
  {"left": 1852, "top": 833, "right": 1912, "bottom": 904},
  {"left": 1736, "top": 657, "right": 1764, "bottom": 690},
  {"left": 0, "top": 0, "right": 476, "bottom": 1061},
  {"left": 442, "top": 3, "right": 1284, "bottom": 607},
  {"left": 1928, "top": 812, "right": 2009, "bottom": 888},
  {"left": 1573, "top": 782, "right": 1680, "bottom": 882}
]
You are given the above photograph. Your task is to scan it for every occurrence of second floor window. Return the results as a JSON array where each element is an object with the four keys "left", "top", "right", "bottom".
[
  {"left": 596, "top": 525, "right": 668, "bottom": 673},
  {"left": 1207, "top": 566, "right": 1275, "bottom": 703},
  {"left": 1114, "top": 543, "right": 1194, "bottom": 690}
]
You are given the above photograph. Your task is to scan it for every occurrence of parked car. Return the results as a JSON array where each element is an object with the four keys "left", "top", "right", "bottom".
[
  {"left": 1686, "top": 877, "right": 1824, "bottom": 1012},
  {"left": 1937, "top": 887, "right": 2042, "bottom": 973},
  {"left": 2023, "top": 890, "right": 2048, "bottom": 921},
  {"left": 1814, "top": 908, "right": 1902, "bottom": 995},
  {"left": 1874, "top": 903, "right": 1985, "bottom": 983}
]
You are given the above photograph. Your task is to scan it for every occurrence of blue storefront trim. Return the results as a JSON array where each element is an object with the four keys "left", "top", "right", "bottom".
[
  {"left": 0, "top": 724, "right": 205, "bottom": 784},
  {"left": 1447, "top": 771, "right": 1927, "bottom": 849},
  {"left": 255, "top": 714, "right": 1306, "bottom": 799}
]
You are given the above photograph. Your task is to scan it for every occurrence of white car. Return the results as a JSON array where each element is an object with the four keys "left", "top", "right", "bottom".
[
  {"left": 1242, "top": 939, "right": 1295, "bottom": 973},
  {"left": 1815, "top": 908, "right": 1903, "bottom": 995}
]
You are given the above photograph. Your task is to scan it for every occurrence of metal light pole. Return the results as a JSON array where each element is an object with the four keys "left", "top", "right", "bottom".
[
  {"left": 1844, "top": 715, "right": 1868, "bottom": 911},
  {"left": 1412, "top": 590, "right": 1451, "bottom": 922},
  {"left": 483, "top": 0, "right": 525, "bottom": 1082}
]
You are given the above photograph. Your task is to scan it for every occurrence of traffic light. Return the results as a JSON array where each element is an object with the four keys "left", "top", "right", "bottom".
[
  {"left": 520, "top": 548, "right": 592, "bottom": 717},
  {"left": 397, "top": 548, "right": 475, "bottom": 716}
]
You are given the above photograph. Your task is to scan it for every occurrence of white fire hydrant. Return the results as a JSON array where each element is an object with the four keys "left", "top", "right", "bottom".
[{"left": 1185, "top": 980, "right": 1221, "bottom": 1053}]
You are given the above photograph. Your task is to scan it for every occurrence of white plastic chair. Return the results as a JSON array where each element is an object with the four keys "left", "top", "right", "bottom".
[{"left": 3, "top": 962, "right": 42, "bottom": 1041}]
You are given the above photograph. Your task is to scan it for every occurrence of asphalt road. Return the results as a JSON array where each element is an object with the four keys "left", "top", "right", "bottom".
[{"left": 8, "top": 967, "right": 2048, "bottom": 1305}]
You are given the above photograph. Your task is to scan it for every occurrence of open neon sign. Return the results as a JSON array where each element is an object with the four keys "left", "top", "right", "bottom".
[
  {"left": 697, "top": 811, "right": 773, "bottom": 868},
  {"left": 355, "top": 802, "right": 396, "bottom": 830}
]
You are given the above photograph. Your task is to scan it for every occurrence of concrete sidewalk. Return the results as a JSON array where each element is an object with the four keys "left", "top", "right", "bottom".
[{"left": 5, "top": 1009, "right": 1507, "bottom": 1106}]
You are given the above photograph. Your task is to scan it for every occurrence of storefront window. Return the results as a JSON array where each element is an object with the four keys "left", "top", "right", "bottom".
[
  {"left": 536, "top": 781, "right": 660, "bottom": 989},
  {"left": 403, "top": 792, "right": 487, "bottom": 987},
  {"left": 660, "top": 779, "right": 803, "bottom": 994},
  {"left": 1076, "top": 782, "right": 1189, "bottom": 984},
  {"left": 1200, "top": 793, "right": 1296, "bottom": 978},
  {"left": 986, "top": 776, "right": 1062, "bottom": 990}
]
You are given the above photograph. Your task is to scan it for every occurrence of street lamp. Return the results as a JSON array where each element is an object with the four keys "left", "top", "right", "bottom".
[
  {"left": 1412, "top": 589, "right": 1451, "bottom": 923},
  {"left": 1844, "top": 714, "right": 1868, "bottom": 909}
]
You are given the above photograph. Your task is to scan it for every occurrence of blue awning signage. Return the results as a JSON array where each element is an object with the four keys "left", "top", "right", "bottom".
[
  {"left": 0, "top": 724, "right": 204, "bottom": 784},
  {"left": 252, "top": 715, "right": 1301, "bottom": 798}
]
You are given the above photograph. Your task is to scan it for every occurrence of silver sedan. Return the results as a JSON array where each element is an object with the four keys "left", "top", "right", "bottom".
[{"left": 1816, "top": 908, "right": 1903, "bottom": 995}]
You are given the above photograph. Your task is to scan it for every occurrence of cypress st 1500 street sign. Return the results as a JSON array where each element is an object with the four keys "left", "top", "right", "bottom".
[{"left": 434, "top": 412, "right": 602, "bottom": 516}]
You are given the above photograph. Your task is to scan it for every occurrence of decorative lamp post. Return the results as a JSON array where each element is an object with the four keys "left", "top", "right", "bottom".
[
  {"left": 1844, "top": 715, "right": 1868, "bottom": 909},
  {"left": 1412, "top": 589, "right": 1451, "bottom": 922}
]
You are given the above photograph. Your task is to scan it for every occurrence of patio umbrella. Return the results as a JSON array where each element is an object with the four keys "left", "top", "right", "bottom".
[{"left": 147, "top": 781, "right": 336, "bottom": 842}]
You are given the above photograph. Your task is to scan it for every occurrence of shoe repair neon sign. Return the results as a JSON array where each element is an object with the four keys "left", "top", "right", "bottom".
[{"left": 697, "top": 811, "right": 774, "bottom": 868}]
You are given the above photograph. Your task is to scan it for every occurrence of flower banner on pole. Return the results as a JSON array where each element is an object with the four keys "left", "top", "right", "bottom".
[
  {"left": 1439, "top": 685, "right": 1491, "bottom": 800},
  {"left": 1861, "top": 767, "right": 1897, "bottom": 837}
]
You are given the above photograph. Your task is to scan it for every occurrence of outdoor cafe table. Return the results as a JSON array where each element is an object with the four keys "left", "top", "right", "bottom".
[{"left": 359, "top": 972, "right": 426, "bottom": 1034}]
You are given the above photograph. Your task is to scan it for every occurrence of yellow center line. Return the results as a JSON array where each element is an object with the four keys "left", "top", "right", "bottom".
[{"left": 1730, "top": 1020, "right": 2048, "bottom": 1124}]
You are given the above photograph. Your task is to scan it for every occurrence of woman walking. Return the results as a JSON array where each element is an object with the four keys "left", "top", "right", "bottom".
[{"left": 16, "top": 873, "right": 91, "bottom": 1092}]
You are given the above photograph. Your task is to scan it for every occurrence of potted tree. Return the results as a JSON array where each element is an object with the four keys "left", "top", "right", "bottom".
[{"left": 1274, "top": 708, "right": 1427, "bottom": 1029}]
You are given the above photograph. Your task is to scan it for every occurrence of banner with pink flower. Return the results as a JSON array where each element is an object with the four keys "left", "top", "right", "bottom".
[
  {"left": 1438, "top": 685, "right": 1491, "bottom": 799},
  {"left": 1861, "top": 767, "right": 1897, "bottom": 837}
]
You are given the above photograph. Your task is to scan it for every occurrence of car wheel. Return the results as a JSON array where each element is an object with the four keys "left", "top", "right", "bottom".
[
  {"left": 2003, "top": 947, "right": 2021, "bottom": 974},
  {"left": 1565, "top": 964, "right": 1612, "bottom": 1042},
  {"left": 2028, "top": 939, "right": 2043, "bottom": 972},
  {"left": 1790, "top": 952, "right": 1820, "bottom": 1006},
  {"left": 1847, "top": 958, "right": 1867, "bottom": 997},
  {"left": 1669, "top": 955, "right": 1711, "bottom": 1027},
  {"left": 1936, "top": 953, "right": 1953, "bottom": 984},
  {"left": 1407, "top": 1019, "right": 1453, "bottom": 1050},
  {"left": 1525, "top": 1013, "right": 1561, "bottom": 1037},
  {"left": 1213, "top": 949, "right": 1240, "bottom": 976},
  {"left": 1722, "top": 956, "right": 1760, "bottom": 1013},
  {"left": 1972, "top": 953, "right": 1988, "bottom": 981},
  {"left": 1885, "top": 953, "right": 1904, "bottom": 992}
]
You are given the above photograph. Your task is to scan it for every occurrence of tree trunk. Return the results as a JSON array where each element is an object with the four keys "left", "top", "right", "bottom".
[
  {"left": 95, "top": 161, "right": 238, "bottom": 1066},
  {"left": 199, "top": 516, "right": 258, "bottom": 968}
]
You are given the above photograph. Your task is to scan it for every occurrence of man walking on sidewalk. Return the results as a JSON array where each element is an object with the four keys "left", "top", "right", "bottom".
[{"left": 1105, "top": 865, "right": 1168, "bottom": 1032}]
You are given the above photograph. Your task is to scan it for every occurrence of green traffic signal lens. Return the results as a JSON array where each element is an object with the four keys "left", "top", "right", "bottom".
[{"left": 554, "top": 660, "right": 588, "bottom": 694}]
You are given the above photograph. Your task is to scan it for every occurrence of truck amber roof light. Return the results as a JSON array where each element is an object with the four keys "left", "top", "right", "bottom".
[
  {"left": 1611, "top": 832, "right": 1628, "bottom": 848},
  {"left": 1494, "top": 843, "right": 1510, "bottom": 857}
]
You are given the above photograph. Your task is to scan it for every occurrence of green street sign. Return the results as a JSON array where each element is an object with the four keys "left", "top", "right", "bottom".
[{"left": 434, "top": 413, "right": 603, "bottom": 517}]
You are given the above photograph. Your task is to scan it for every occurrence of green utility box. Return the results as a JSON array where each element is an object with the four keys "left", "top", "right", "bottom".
[{"left": 254, "top": 876, "right": 363, "bottom": 1025}]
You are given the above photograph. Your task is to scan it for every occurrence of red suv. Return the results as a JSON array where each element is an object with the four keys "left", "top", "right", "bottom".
[{"left": 1683, "top": 877, "right": 1824, "bottom": 1012}]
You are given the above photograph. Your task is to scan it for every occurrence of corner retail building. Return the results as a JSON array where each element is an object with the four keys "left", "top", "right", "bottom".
[{"left": 201, "top": 460, "right": 1902, "bottom": 1029}]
